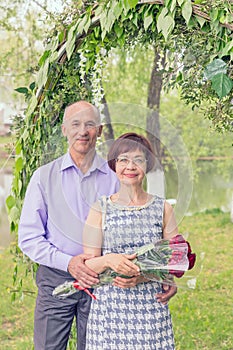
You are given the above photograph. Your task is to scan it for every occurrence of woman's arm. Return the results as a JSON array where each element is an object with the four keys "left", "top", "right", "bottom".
[
  {"left": 82, "top": 201, "right": 105, "bottom": 273},
  {"left": 83, "top": 202, "right": 139, "bottom": 276},
  {"left": 113, "top": 201, "right": 178, "bottom": 290},
  {"left": 162, "top": 201, "right": 179, "bottom": 239}
]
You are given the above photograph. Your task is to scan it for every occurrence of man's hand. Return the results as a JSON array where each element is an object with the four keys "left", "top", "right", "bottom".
[
  {"left": 156, "top": 283, "right": 177, "bottom": 305},
  {"left": 67, "top": 254, "right": 99, "bottom": 288},
  {"left": 113, "top": 275, "right": 148, "bottom": 289}
]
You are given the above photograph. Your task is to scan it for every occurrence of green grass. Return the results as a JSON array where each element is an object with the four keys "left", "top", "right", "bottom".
[
  {"left": 0, "top": 211, "right": 233, "bottom": 349},
  {"left": 0, "top": 245, "right": 36, "bottom": 350},
  {"left": 171, "top": 210, "right": 233, "bottom": 350}
]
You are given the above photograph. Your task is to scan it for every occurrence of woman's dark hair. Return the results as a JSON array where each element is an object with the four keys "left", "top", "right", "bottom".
[{"left": 107, "top": 132, "right": 155, "bottom": 173}]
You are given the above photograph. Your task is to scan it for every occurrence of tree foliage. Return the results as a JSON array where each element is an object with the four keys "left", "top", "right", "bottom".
[
  {"left": 103, "top": 45, "right": 233, "bottom": 178},
  {"left": 20, "top": 1, "right": 233, "bottom": 126},
  {"left": 8, "top": 0, "right": 233, "bottom": 222}
]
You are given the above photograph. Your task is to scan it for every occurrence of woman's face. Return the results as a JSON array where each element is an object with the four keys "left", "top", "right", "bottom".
[{"left": 115, "top": 149, "right": 147, "bottom": 186}]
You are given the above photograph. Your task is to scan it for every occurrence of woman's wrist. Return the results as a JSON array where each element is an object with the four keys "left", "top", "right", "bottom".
[{"left": 103, "top": 253, "right": 114, "bottom": 269}]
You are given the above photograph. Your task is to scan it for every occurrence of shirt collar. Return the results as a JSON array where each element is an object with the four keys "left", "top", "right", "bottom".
[{"left": 61, "top": 152, "right": 108, "bottom": 174}]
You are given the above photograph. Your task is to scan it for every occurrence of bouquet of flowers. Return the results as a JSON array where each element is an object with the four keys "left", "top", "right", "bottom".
[{"left": 53, "top": 234, "right": 196, "bottom": 300}]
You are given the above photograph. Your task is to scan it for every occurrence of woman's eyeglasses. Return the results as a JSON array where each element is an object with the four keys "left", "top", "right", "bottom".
[{"left": 116, "top": 156, "right": 147, "bottom": 167}]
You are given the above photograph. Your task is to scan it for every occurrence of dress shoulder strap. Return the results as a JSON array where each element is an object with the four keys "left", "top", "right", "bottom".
[{"left": 99, "top": 195, "right": 107, "bottom": 230}]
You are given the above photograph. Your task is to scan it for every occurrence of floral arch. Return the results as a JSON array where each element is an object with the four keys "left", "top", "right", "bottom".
[{"left": 7, "top": 0, "right": 233, "bottom": 233}]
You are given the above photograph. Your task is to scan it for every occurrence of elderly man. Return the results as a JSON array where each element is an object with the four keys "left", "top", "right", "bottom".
[{"left": 18, "top": 101, "right": 176, "bottom": 350}]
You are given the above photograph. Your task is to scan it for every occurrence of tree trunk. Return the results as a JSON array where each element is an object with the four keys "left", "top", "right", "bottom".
[
  {"left": 101, "top": 95, "right": 115, "bottom": 143},
  {"left": 99, "top": 95, "right": 115, "bottom": 156},
  {"left": 147, "top": 45, "right": 165, "bottom": 170},
  {"left": 146, "top": 46, "right": 166, "bottom": 196}
]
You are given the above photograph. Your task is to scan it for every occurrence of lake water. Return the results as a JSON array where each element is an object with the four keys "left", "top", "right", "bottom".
[
  {"left": 165, "top": 164, "right": 233, "bottom": 215},
  {"left": 0, "top": 163, "right": 232, "bottom": 249}
]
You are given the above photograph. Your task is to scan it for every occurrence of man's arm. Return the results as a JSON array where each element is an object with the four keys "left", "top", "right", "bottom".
[
  {"left": 18, "top": 170, "right": 97, "bottom": 283},
  {"left": 18, "top": 170, "right": 72, "bottom": 270}
]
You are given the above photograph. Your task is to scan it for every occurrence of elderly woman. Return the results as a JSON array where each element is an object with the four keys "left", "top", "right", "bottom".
[{"left": 83, "top": 132, "right": 177, "bottom": 349}]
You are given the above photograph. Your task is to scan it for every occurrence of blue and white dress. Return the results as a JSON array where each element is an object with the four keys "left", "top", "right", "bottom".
[{"left": 85, "top": 195, "right": 175, "bottom": 350}]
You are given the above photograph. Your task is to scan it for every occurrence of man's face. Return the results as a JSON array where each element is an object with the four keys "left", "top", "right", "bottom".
[{"left": 62, "top": 103, "right": 102, "bottom": 156}]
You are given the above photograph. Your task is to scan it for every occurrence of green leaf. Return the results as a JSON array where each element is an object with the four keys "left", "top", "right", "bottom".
[
  {"left": 66, "top": 39, "right": 75, "bottom": 61},
  {"left": 131, "top": 12, "right": 138, "bottom": 26},
  {"left": 144, "top": 13, "right": 153, "bottom": 31},
  {"left": 210, "top": 8, "right": 219, "bottom": 22},
  {"left": 15, "top": 157, "right": 24, "bottom": 172},
  {"left": 45, "top": 37, "right": 58, "bottom": 52},
  {"left": 225, "top": 13, "right": 233, "bottom": 24},
  {"left": 181, "top": 0, "right": 192, "bottom": 25},
  {"left": 29, "top": 82, "right": 35, "bottom": 91},
  {"left": 106, "top": 8, "right": 116, "bottom": 32},
  {"left": 77, "top": 14, "right": 90, "bottom": 34},
  {"left": 204, "top": 59, "right": 227, "bottom": 80},
  {"left": 157, "top": 8, "right": 169, "bottom": 33},
  {"left": 114, "top": 22, "right": 123, "bottom": 38},
  {"left": 66, "top": 23, "right": 78, "bottom": 60},
  {"left": 14, "top": 87, "right": 28, "bottom": 95},
  {"left": 37, "top": 60, "right": 49, "bottom": 89},
  {"left": 220, "top": 40, "right": 233, "bottom": 58},
  {"left": 177, "top": 0, "right": 186, "bottom": 6},
  {"left": 123, "top": 0, "right": 131, "bottom": 12},
  {"left": 26, "top": 93, "right": 38, "bottom": 116},
  {"left": 38, "top": 50, "right": 50, "bottom": 67},
  {"left": 128, "top": 0, "right": 138, "bottom": 8},
  {"left": 8, "top": 206, "right": 20, "bottom": 222},
  {"left": 113, "top": 1, "right": 123, "bottom": 19},
  {"left": 100, "top": 8, "right": 113, "bottom": 36},
  {"left": 157, "top": 9, "right": 175, "bottom": 40},
  {"left": 211, "top": 73, "right": 233, "bottom": 98},
  {"left": 49, "top": 51, "right": 58, "bottom": 63},
  {"left": 196, "top": 15, "right": 206, "bottom": 28},
  {"left": 58, "top": 31, "right": 65, "bottom": 43},
  {"left": 21, "top": 129, "right": 29, "bottom": 140},
  {"left": 15, "top": 141, "right": 22, "bottom": 155},
  {"left": 176, "top": 71, "right": 183, "bottom": 82},
  {"left": 164, "top": 0, "right": 172, "bottom": 6},
  {"left": 6, "top": 195, "right": 15, "bottom": 210},
  {"left": 84, "top": 17, "right": 91, "bottom": 33},
  {"left": 170, "top": 0, "right": 177, "bottom": 13},
  {"left": 219, "top": 12, "right": 227, "bottom": 24},
  {"left": 93, "top": 3, "right": 103, "bottom": 18}
]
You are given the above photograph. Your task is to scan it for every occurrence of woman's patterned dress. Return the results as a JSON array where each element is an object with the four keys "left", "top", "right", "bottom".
[{"left": 85, "top": 195, "right": 175, "bottom": 350}]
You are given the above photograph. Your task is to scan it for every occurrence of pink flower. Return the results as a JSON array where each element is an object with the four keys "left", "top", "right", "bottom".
[{"left": 169, "top": 235, "right": 196, "bottom": 278}]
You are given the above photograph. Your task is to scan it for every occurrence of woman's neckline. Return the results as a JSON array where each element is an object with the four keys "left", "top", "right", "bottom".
[{"left": 108, "top": 194, "right": 155, "bottom": 211}]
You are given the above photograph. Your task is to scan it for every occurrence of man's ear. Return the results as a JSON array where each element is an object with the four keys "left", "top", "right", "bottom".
[
  {"left": 61, "top": 123, "right": 67, "bottom": 137},
  {"left": 97, "top": 125, "right": 103, "bottom": 137}
]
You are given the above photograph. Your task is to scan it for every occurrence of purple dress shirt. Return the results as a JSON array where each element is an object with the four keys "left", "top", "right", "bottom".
[{"left": 18, "top": 152, "right": 119, "bottom": 272}]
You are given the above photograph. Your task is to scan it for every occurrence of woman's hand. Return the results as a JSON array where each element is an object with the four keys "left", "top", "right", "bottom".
[
  {"left": 105, "top": 253, "right": 140, "bottom": 277},
  {"left": 113, "top": 275, "right": 149, "bottom": 288}
]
